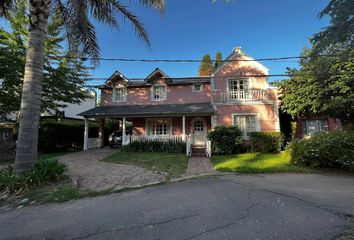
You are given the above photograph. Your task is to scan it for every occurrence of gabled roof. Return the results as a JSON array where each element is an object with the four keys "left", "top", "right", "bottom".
[
  {"left": 212, "top": 46, "right": 269, "bottom": 76},
  {"left": 145, "top": 68, "right": 171, "bottom": 83},
  {"left": 105, "top": 70, "right": 129, "bottom": 84}
]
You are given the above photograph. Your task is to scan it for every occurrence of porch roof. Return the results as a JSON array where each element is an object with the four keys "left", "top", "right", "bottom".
[{"left": 79, "top": 103, "right": 215, "bottom": 117}]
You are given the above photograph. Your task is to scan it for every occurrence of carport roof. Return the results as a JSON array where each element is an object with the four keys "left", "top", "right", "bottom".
[{"left": 79, "top": 103, "right": 215, "bottom": 117}]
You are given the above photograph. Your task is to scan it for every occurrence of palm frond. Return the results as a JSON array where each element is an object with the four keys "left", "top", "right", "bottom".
[
  {"left": 87, "top": 0, "right": 119, "bottom": 28},
  {"left": 0, "top": 0, "right": 15, "bottom": 17},
  {"left": 109, "top": 0, "right": 150, "bottom": 47},
  {"left": 138, "top": 0, "right": 165, "bottom": 13}
]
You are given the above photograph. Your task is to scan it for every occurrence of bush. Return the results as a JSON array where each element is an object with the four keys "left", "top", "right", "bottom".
[
  {"left": 38, "top": 120, "right": 98, "bottom": 153},
  {"left": 287, "top": 130, "right": 354, "bottom": 171},
  {"left": 207, "top": 126, "right": 243, "bottom": 155},
  {"left": 249, "top": 132, "right": 283, "bottom": 153},
  {"left": 122, "top": 140, "right": 186, "bottom": 154},
  {"left": 0, "top": 158, "right": 68, "bottom": 198}
]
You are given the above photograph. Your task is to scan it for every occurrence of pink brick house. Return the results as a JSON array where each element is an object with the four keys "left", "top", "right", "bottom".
[{"left": 80, "top": 47, "right": 280, "bottom": 155}]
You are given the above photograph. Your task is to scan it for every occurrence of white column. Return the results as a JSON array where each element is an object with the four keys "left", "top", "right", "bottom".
[
  {"left": 182, "top": 115, "right": 186, "bottom": 141},
  {"left": 83, "top": 118, "right": 89, "bottom": 151},
  {"left": 211, "top": 115, "right": 217, "bottom": 129},
  {"left": 122, "top": 116, "right": 126, "bottom": 145}
]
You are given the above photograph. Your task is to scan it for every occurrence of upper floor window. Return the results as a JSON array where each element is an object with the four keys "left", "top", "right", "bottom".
[
  {"left": 303, "top": 119, "right": 328, "bottom": 136},
  {"left": 193, "top": 83, "right": 203, "bottom": 92},
  {"left": 113, "top": 87, "right": 127, "bottom": 102},
  {"left": 228, "top": 78, "right": 248, "bottom": 92},
  {"left": 152, "top": 85, "right": 167, "bottom": 101},
  {"left": 233, "top": 113, "right": 260, "bottom": 139}
]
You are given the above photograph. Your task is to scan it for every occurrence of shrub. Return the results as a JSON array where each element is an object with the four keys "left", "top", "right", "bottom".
[
  {"left": 122, "top": 140, "right": 186, "bottom": 154},
  {"left": 207, "top": 126, "right": 243, "bottom": 155},
  {"left": 287, "top": 130, "right": 354, "bottom": 171},
  {"left": 249, "top": 132, "right": 283, "bottom": 153},
  {"left": 0, "top": 158, "right": 68, "bottom": 198}
]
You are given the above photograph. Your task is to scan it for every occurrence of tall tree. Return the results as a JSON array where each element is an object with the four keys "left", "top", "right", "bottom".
[
  {"left": 199, "top": 54, "right": 213, "bottom": 76},
  {"left": 278, "top": 0, "right": 354, "bottom": 125},
  {"left": 0, "top": 1, "right": 90, "bottom": 119},
  {"left": 0, "top": 0, "right": 165, "bottom": 173},
  {"left": 214, "top": 52, "right": 222, "bottom": 68}
]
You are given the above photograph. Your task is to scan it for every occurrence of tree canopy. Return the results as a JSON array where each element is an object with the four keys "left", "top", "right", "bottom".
[
  {"left": 199, "top": 54, "right": 214, "bottom": 76},
  {"left": 278, "top": 0, "right": 354, "bottom": 125},
  {"left": 0, "top": 2, "right": 90, "bottom": 120}
]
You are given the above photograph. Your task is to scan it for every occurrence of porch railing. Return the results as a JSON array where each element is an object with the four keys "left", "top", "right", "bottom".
[
  {"left": 205, "top": 139, "right": 211, "bottom": 157},
  {"left": 222, "top": 90, "right": 268, "bottom": 102},
  {"left": 130, "top": 135, "right": 184, "bottom": 143},
  {"left": 186, "top": 135, "right": 192, "bottom": 157}
]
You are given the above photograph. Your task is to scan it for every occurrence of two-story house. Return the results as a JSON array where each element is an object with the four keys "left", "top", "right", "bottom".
[{"left": 79, "top": 47, "right": 280, "bottom": 152}]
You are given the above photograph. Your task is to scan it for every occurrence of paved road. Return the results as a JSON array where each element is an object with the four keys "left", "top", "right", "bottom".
[{"left": 1, "top": 174, "right": 354, "bottom": 240}]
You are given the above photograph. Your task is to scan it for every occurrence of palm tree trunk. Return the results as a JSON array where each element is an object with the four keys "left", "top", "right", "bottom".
[{"left": 15, "top": 0, "right": 51, "bottom": 173}]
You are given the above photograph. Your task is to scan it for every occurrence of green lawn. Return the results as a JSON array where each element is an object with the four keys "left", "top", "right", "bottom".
[
  {"left": 102, "top": 152, "right": 189, "bottom": 177},
  {"left": 211, "top": 152, "right": 312, "bottom": 174}
]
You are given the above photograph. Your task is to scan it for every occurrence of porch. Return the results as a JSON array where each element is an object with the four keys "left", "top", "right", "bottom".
[{"left": 79, "top": 103, "right": 216, "bottom": 156}]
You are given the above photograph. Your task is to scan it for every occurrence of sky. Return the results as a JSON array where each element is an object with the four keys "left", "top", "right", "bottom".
[{"left": 88, "top": 0, "right": 330, "bottom": 86}]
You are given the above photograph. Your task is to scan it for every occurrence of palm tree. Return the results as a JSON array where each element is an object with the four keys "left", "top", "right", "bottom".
[{"left": 0, "top": 0, "right": 165, "bottom": 173}]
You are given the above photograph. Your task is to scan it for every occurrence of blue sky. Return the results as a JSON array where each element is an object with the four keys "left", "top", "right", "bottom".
[{"left": 89, "top": 0, "right": 330, "bottom": 85}]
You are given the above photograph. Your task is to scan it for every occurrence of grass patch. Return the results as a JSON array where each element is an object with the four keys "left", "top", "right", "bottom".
[
  {"left": 211, "top": 152, "right": 312, "bottom": 174},
  {"left": 102, "top": 152, "right": 188, "bottom": 177}
]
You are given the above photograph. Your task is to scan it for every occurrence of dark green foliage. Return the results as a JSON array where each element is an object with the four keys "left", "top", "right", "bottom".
[
  {"left": 215, "top": 52, "right": 222, "bottom": 68},
  {"left": 199, "top": 54, "right": 214, "bottom": 76},
  {"left": 0, "top": 2, "right": 91, "bottom": 119},
  {"left": 207, "top": 126, "right": 243, "bottom": 155},
  {"left": 38, "top": 120, "right": 98, "bottom": 153},
  {"left": 287, "top": 131, "right": 354, "bottom": 171},
  {"left": 0, "top": 158, "right": 68, "bottom": 197},
  {"left": 249, "top": 132, "right": 283, "bottom": 153},
  {"left": 122, "top": 140, "right": 186, "bottom": 154}
]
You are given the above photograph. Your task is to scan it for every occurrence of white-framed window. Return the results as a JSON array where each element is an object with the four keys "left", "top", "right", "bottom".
[
  {"left": 232, "top": 113, "right": 260, "bottom": 139},
  {"left": 113, "top": 86, "right": 127, "bottom": 102},
  {"left": 146, "top": 118, "right": 172, "bottom": 136},
  {"left": 303, "top": 119, "right": 328, "bottom": 136},
  {"left": 228, "top": 78, "right": 249, "bottom": 100},
  {"left": 152, "top": 85, "right": 167, "bottom": 101},
  {"left": 193, "top": 83, "right": 203, "bottom": 92}
]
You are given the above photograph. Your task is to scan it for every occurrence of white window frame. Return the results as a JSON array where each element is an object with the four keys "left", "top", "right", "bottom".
[
  {"left": 152, "top": 84, "right": 167, "bottom": 101},
  {"left": 303, "top": 119, "right": 329, "bottom": 136},
  {"left": 232, "top": 113, "right": 261, "bottom": 139},
  {"left": 192, "top": 83, "right": 203, "bottom": 92},
  {"left": 112, "top": 86, "right": 127, "bottom": 102},
  {"left": 227, "top": 78, "right": 251, "bottom": 100},
  {"left": 145, "top": 118, "right": 172, "bottom": 136}
]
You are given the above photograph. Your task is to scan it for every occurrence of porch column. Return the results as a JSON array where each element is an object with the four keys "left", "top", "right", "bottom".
[
  {"left": 83, "top": 118, "right": 89, "bottom": 151},
  {"left": 122, "top": 116, "right": 126, "bottom": 145},
  {"left": 211, "top": 115, "right": 218, "bottom": 129},
  {"left": 98, "top": 118, "right": 105, "bottom": 148},
  {"left": 182, "top": 115, "right": 186, "bottom": 141}
]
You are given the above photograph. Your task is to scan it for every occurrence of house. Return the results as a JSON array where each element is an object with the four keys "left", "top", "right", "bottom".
[
  {"left": 41, "top": 91, "right": 96, "bottom": 120},
  {"left": 295, "top": 117, "right": 341, "bottom": 139},
  {"left": 79, "top": 47, "right": 280, "bottom": 154}
]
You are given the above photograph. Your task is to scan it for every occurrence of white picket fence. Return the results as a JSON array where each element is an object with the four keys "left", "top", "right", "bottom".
[
  {"left": 129, "top": 135, "right": 184, "bottom": 143},
  {"left": 205, "top": 139, "right": 211, "bottom": 157},
  {"left": 186, "top": 135, "right": 192, "bottom": 157},
  {"left": 87, "top": 138, "right": 100, "bottom": 149}
]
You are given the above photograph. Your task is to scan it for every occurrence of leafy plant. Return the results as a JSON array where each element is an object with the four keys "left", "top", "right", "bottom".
[
  {"left": 287, "top": 130, "right": 354, "bottom": 170},
  {"left": 207, "top": 126, "right": 243, "bottom": 155},
  {"left": 249, "top": 132, "right": 283, "bottom": 153}
]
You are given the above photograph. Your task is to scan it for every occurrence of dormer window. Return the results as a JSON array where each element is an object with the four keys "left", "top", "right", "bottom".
[
  {"left": 152, "top": 85, "right": 167, "bottom": 101},
  {"left": 193, "top": 83, "right": 203, "bottom": 92},
  {"left": 113, "top": 86, "right": 127, "bottom": 102}
]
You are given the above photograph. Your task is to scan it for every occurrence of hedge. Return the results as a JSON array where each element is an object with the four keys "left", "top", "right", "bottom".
[
  {"left": 249, "top": 132, "right": 283, "bottom": 153},
  {"left": 122, "top": 140, "right": 186, "bottom": 154},
  {"left": 207, "top": 126, "right": 243, "bottom": 155},
  {"left": 287, "top": 130, "right": 354, "bottom": 171}
]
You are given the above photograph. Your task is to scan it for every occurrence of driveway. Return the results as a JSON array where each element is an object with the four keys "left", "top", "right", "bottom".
[
  {"left": 1, "top": 174, "right": 353, "bottom": 240},
  {"left": 59, "top": 149, "right": 166, "bottom": 190}
]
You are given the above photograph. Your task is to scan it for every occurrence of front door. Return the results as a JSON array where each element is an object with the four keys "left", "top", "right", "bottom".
[{"left": 192, "top": 118, "right": 206, "bottom": 145}]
